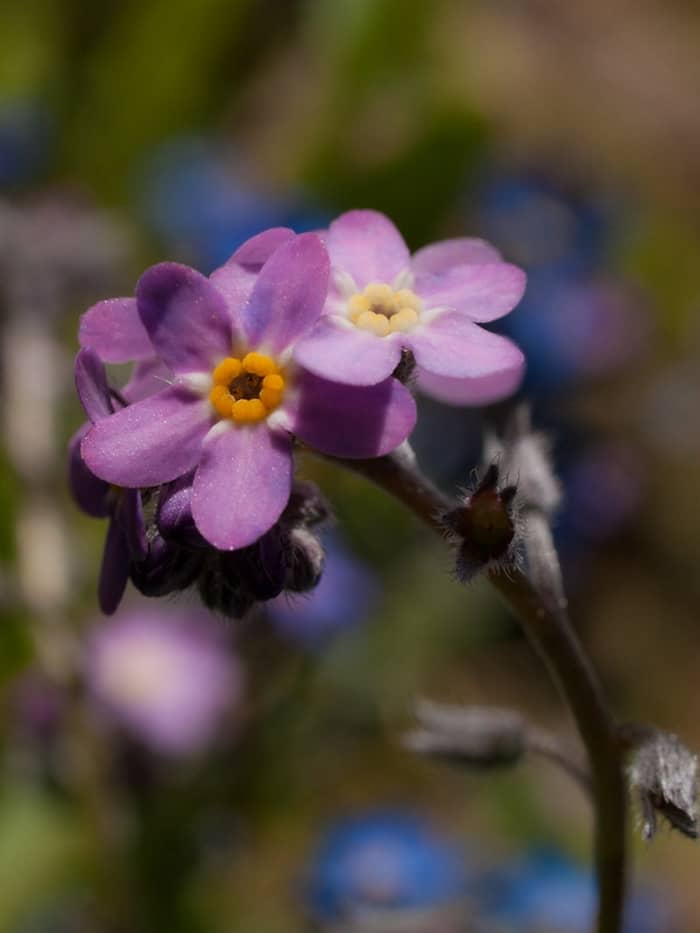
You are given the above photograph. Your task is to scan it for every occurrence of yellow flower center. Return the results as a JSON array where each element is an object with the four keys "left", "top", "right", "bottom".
[
  {"left": 347, "top": 282, "right": 422, "bottom": 337},
  {"left": 209, "top": 352, "right": 285, "bottom": 424}
]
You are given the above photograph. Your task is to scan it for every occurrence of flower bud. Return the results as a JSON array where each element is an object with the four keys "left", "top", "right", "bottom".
[
  {"left": 443, "top": 463, "right": 518, "bottom": 581},
  {"left": 623, "top": 724, "right": 698, "bottom": 840}
]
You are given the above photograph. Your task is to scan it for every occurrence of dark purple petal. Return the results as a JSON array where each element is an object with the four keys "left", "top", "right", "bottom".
[
  {"left": 115, "top": 489, "right": 147, "bottom": 561},
  {"left": 157, "top": 472, "right": 203, "bottom": 545},
  {"left": 241, "top": 233, "right": 329, "bottom": 352},
  {"left": 79, "top": 298, "right": 154, "bottom": 363},
  {"left": 411, "top": 238, "right": 502, "bottom": 275},
  {"left": 293, "top": 317, "right": 401, "bottom": 386},
  {"left": 415, "top": 364, "right": 525, "bottom": 406},
  {"left": 192, "top": 425, "right": 293, "bottom": 550},
  {"left": 415, "top": 263, "right": 527, "bottom": 323},
  {"left": 137, "top": 262, "right": 233, "bottom": 375},
  {"left": 68, "top": 426, "right": 110, "bottom": 518},
  {"left": 81, "top": 386, "right": 212, "bottom": 487},
  {"left": 98, "top": 519, "right": 130, "bottom": 615},
  {"left": 288, "top": 372, "right": 416, "bottom": 458},
  {"left": 327, "top": 210, "right": 410, "bottom": 288},
  {"left": 75, "top": 348, "right": 113, "bottom": 423},
  {"left": 408, "top": 312, "right": 526, "bottom": 380},
  {"left": 209, "top": 229, "right": 295, "bottom": 327}
]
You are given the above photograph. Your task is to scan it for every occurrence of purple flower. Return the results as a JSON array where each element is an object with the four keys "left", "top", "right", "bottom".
[
  {"left": 87, "top": 607, "right": 241, "bottom": 757},
  {"left": 79, "top": 230, "right": 416, "bottom": 550},
  {"left": 293, "top": 209, "right": 526, "bottom": 405},
  {"left": 69, "top": 350, "right": 147, "bottom": 615}
]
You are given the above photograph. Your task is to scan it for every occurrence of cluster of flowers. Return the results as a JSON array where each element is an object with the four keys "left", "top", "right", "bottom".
[{"left": 70, "top": 210, "right": 526, "bottom": 614}]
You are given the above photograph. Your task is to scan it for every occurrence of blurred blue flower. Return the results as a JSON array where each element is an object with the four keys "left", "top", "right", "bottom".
[
  {"left": 136, "top": 134, "right": 330, "bottom": 271},
  {"left": 268, "top": 535, "right": 378, "bottom": 648},
  {"left": 560, "top": 442, "right": 645, "bottom": 544},
  {"left": 480, "top": 848, "right": 670, "bottom": 932},
  {"left": 306, "top": 810, "right": 468, "bottom": 924},
  {"left": 475, "top": 173, "right": 611, "bottom": 274},
  {"left": 504, "top": 269, "right": 650, "bottom": 391},
  {"left": 0, "top": 97, "right": 53, "bottom": 187}
]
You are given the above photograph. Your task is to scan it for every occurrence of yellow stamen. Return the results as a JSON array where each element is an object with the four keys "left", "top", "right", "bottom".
[
  {"left": 389, "top": 307, "right": 419, "bottom": 332},
  {"left": 364, "top": 283, "right": 395, "bottom": 308},
  {"left": 209, "top": 352, "right": 284, "bottom": 424},
  {"left": 242, "top": 352, "right": 277, "bottom": 377},
  {"left": 348, "top": 294, "right": 371, "bottom": 322},
  {"left": 394, "top": 289, "right": 421, "bottom": 312},
  {"left": 357, "top": 310, "right": 391, "bottom": 337},
  {"left": 262, "top": 373, "right": 284, "bottom": 391},
  {"left": 347, "top": 283, "right": 422, "bottom": 337},
  {"left": 213, "top": 357, "right": 242, "bottom": 384},
  {"left": 210, "top": 384, "right": 235, "bottom": 418}
]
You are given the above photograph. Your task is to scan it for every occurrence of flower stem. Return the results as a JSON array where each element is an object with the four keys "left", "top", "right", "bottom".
[{"left": 330, "top": 448, "right": 627, "bottom": 933}]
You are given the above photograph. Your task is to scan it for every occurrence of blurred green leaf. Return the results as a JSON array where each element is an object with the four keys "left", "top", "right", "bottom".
[{"left": 0, "top": 786, "right": 88, "bottom": 930}]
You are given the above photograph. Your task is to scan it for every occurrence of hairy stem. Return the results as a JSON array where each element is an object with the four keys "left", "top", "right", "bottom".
[{"left": 332, "top": 448, "right": 627, "bottom": 933}]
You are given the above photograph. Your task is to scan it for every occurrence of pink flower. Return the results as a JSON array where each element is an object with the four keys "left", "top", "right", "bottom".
[{"left": 294, "top": 210, "right": 527, "bottom": 405}]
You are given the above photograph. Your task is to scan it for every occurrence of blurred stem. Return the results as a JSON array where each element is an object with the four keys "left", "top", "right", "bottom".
[{"left": 328, "top": 447, "right": 627, "bottom": 933}]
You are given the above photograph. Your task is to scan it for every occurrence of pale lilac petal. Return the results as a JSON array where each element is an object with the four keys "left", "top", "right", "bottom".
[
  {"left": 416, "top": 263, "right": 527, "bottom": 323},
  {"left": 136, "top": 263, "right": 233, "bottom": 375},
  {"left": 241, "top": 233, "right": 329, "bottom": 352},
  {"left": 82, "top": 387, "right": 212, "bottom": 487},
  {"left": 192, "top": 426, "right": 293, "bottom": 550},
  {"left": 209, "top": 228, "right": 295, "bottom": 327},
  {"left": 75, "top": 348, "right": 113, "bottom": 423},
  {"left": 411, "top": 238, "right": 502, "bottom": 275},
  {"left": 79, "top": 298, "right": 153, "bottom": 363},
  {"left": 122, "top": 359, "right": 172, "bottom": 404},
  {"left": 328, "top": 210, "right": 410, "bottom": 287},
  {"left": 98, "top": 519, "right": 130, "bottom": 615},
  {"left": 293, "top": 317, "right": 402, "bottom": 386},
  {"left": 416, "top": 364, "right": 525, "bottom": 406},
  {"left": 68, "top": 426, "right": 110, "bottom": 518},
  {"left": 408, "top": 312, "right": 525, "bottom": 380},
  {"left": 288, "top": 372, "right": 416, "bottom": 458}
]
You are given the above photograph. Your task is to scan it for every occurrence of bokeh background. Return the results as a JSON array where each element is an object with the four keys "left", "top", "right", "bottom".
[{"left": 1, "top": 1, "right": 700, "bottom": 930}]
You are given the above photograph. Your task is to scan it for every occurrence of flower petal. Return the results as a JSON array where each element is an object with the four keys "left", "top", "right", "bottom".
[
  {"left": 416, "top": 263, "right": 526, "bottom": 323},
  {"left": 415, "top": 364, "right": 525, "bottom": 406},
  {"left": 81, "top": 386, "right": 212, "bottom": 487},
  {"left": 75, "top": 348, "right": 113, "bottom": 423},
  {"left": 411, "top": 238, "right": 502, "bottom": 275},
  {"left": 136, "top": 262, "right": 233, "bottom": 374},
  {"left": 68, "top": 426, "right": 110, "bottom": 518},
  {"left": 115, "top": 489, "right": 147, "bottom": 561},
  {"left": 328, "top": 210, "right": 410, "bottom": 287},
  {"left": 288, "top": 372, "right": 416, "bottom": 458},
  {"left": 79, "top": 298, "right": 153, "bottom": 363},
  {"left": 98, "top": 519, "right": 130, "bottom": 615},
  {"left": 122, "top": 358, "right": 172, "bottom": 404},
  {"left": 230, "top": 226, "right": 296, "bottom": 267},
  {"left": 408, "top": 312, "right": 525, "bottom": 380},
  {"left": 209, "top": 227, "right": 295, "bottom": 328},
  {"left": 293, "top": 317, "right": 402, "bottom": 386},
  {"left": 241, "top": 233, "right": 329, "bottom": 352},
  {"left": 192, "top": 425, "right": 293, "bottom": 550}
]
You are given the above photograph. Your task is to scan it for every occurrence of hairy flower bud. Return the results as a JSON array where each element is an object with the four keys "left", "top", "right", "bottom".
[
  {"left": 623, "top": 724, "right": 698, "bottom": 840},
  {"left": 404, "top": 699, "right": 527, "bottom": 770},
  {"left": 442, "top": 463, "right": 519, "bottom": 581}
]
